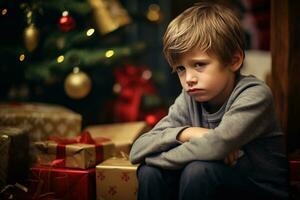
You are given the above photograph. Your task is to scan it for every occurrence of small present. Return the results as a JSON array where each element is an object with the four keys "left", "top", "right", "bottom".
[
  {"left": 96, "top": 157, "right": 139, "bottom": 200},
  {"left": 0, "top": 127, "right": 30, "bottom": 186},
  {"left": 27, "top": 165, "right": 96, "bottom": 200},
  {"left": 290, "top": 160, "right": 300, "bottom": 181},
  {"left": 0, "top": 134, "right": 10, "bottom": 190},
  {"left": 34, "top": 131, "right": 115, "bottom": 169},
  {"left": 85, "top": 121, "right": 148, "bottom": 154},
  {"left": 0, "top": 102, "right": 82, "bottom": 141},
  {"left": 289, "top": 156, "right": 300, "bottom": 200},
  {"left": 289, "top": 150, "right": 300, "bottom": 182}
]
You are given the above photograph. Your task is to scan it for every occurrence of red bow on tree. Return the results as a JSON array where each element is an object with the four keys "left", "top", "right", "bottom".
[{"left": 113, "top": 64, "right": 157, "bottom": 122}]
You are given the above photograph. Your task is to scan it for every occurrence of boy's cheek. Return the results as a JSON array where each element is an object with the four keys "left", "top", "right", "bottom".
[{"left": 179, "top": 78, "right": 186, "bottom": 88}]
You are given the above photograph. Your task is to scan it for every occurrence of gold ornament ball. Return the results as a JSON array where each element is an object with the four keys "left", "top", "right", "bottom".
[
  {"left": 64, "top": 70, "right": 92, "bottom": 99},
  {"left": 23, "top": 24, "right": 40, "bottom": 52}
]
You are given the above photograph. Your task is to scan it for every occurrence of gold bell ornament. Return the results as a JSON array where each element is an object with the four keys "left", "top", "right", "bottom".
[
  {"left": 88, "top": 0, "right": 131, "bottom": 35},
  {"left": 64, "top": 67, "right": 92, "bottom": 99},
  {"left": 23, "top": 23, "right": 40, "bottom": 52}
]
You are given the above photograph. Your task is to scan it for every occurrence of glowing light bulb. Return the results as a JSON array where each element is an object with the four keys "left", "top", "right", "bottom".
[
  {"left": 19, "top": 54, "right": 25, "bottom": 62},
  {"left": 105, "top": 50, "right": 114, "bottom": 58},
  {"left": 57, "top": 55, "right": 65, "bottom": 63},
  {"left": 2, "top": 8, "right": 8, "bottom": 16},
  {"left": 86, "top": 28, "right": 95, "bottom": 36}
]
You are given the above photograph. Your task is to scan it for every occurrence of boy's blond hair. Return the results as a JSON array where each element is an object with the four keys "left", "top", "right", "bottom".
[{"left": 163, "top": 2, "right": 245, "bottom": 68}]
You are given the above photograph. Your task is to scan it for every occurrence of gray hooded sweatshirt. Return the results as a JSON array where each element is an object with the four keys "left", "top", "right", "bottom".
[{"left": 130, "top": 75, "right": 288, "bottom": 198}]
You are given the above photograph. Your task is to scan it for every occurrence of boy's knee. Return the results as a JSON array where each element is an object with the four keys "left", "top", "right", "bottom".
[
  {"left": 137, "top": 165, "right": 162, "bottom": 184},
  {"left": 179, "top": 161, "right": 225, "bottom": 199},
  {"left": 181, "top": 161, "right": 223, "bottom": 184}
]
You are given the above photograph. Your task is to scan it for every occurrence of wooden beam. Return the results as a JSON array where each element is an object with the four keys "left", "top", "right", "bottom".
[{"left": 271, "top": 0, "right": 300, "bottom": 152}]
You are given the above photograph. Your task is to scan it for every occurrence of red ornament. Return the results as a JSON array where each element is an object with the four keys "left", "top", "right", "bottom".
[
  {"left": 145, "top": 114, "right": 157, "bottom": 127},
  {"left": 58, "top": 11, "right": 75, "bottom": 32},
  {"left": 145, "top": 109, "right": 167, "bottom": 127}
]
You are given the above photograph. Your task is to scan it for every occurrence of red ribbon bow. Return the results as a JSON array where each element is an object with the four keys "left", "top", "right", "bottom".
[{"left": 48, "top": 131, "right": 110, "bottom": 168}]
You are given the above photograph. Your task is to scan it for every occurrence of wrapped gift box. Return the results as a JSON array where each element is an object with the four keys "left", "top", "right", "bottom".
[
  {"left": 96, "top": 157, "right": 139, "bottom": 200},
  {"left": 289, "top": 150, "right": 300, "bottom": 181},
  {"left": 289, "top": 151, "right": 300, "bottom": 199},
  {"left": 27, "top": 165, "right": 96, "bottom": 200},
  {"left": 0, "top": 134, "right": 10, "bottom": 190},
  {"left": 0, "top": 102, "right": 82, "bottom": 141},
  {"left": 289, "top": 159, "right": 300, "bottom": 199},
  {"left": 34, "top": 132, "right": 115, "bottom": 169},
  {"left": 290, "top": 160, "right": 300, "bottom": 181},
  {"left": 85, "top": 121, "right": 148, "bottom": 154},
  {"left": 0, "top": 127, "right": 30, "bottom": 187}
]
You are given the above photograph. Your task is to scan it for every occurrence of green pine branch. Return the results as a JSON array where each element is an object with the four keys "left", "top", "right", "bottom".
[
  {"left": 25, "top": 42, "right": 146, "bottom": 81},
  {"left": 41, "top": 0, "right": 91, "bottom": 15},
  {"left": 42, "top": 29, "right": 97, "bottom": 54}
]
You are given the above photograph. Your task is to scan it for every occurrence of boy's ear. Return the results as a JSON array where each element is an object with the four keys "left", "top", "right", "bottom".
[{"left": 230, "top": 50, "right": 244, "bottom": 72}]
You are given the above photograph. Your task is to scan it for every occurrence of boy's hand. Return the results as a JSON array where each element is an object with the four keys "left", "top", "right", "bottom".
[
  {"left": 177, "top": 127, "right": 209, "bottom": 142},
  {"left": 224, "top": 150, "right": 240, "bottom": 166}
]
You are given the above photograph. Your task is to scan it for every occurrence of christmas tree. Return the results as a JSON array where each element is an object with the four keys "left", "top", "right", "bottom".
[{"left": 0, "top": 0, "right": 175, "bottom": 126}]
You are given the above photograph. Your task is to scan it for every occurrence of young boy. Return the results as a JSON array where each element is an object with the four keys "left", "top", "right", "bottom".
[{"left": 130, "top": 2, "right": 289, "bottom": 200}]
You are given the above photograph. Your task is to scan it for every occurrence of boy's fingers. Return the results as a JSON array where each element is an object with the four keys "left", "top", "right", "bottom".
[
  {"left": 224, "top": 156, "right": 229, "bottom": 165},
  {"left": 224, "top": 154, "right": 233, "bottom": 165},
  {"left": 235, "top": 150, "right": 239, "bottom": 159},
  {"left": 224, "top": 150, "right": 240, "bottom": 166},
  {"left": 229, "top": 154, "right": 235, "bottom": 165}
]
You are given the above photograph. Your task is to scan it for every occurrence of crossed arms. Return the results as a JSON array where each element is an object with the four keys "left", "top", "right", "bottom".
[{"left": 130, "top": 84, "right": 274, "bottom": 169}]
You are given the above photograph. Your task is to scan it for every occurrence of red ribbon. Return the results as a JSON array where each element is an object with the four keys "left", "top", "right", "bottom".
[{"left": 48, "top": 131, "right": 110, "bottom": 167}]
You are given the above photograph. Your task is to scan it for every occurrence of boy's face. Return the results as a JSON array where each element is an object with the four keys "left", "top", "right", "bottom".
[{"left": 173, "top": 49, "right": 241, "bottom": 108}]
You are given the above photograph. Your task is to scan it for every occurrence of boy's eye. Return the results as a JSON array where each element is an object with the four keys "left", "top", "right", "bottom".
[
  {"left": 195, "top": 62, "right": 206, "bottom": 68},
  {"left": 175, "top": 65, "right": 185, "bottom": 73}
]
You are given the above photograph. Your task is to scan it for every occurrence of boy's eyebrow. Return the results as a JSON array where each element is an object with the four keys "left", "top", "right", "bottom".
[
  {"left": 188, "top": 58, "right": 210, "bottom": 62},
  {"left": 174, "top": 64, "right": 184, "bottom": 68}
]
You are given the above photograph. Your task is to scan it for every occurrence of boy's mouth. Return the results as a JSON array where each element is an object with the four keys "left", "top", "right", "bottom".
[{"left": 187, "top": 88, "right": 205, "bottom": 95}]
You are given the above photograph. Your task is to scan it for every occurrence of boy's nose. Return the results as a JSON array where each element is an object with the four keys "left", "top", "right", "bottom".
[{"left": 185, "top": 70, "right": 197, "bottom": 86}]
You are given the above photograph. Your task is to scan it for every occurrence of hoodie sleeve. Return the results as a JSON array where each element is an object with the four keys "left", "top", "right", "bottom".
[{"left": 129, "top": 91, "right": 192, "bottom": 164}]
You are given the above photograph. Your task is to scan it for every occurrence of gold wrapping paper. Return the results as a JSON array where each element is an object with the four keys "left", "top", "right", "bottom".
[
  {"left": 96, "top": 157, "right": 139, "bottom": 200},
  {"left": 34, "top": 140, "right": 115, "bottom": 169},
  {"left": 84, "top": 121, "right": 148, "bottom": 154},
  {"left": 0, "top": 103, "right": 82, "bottom": 141},
  {"left": 0, "top": 127, "right": 31, "bottom": 185}
]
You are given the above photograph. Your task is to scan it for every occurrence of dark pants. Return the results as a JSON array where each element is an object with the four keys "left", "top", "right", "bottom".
[{"left": 137, "top": 161, "right": 275, "bottom": 200}]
